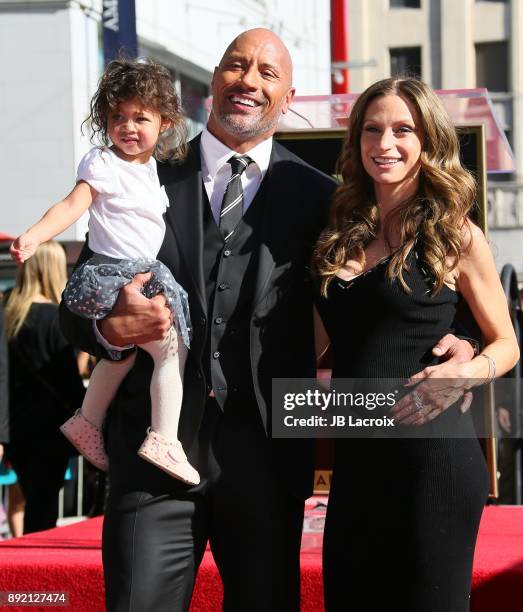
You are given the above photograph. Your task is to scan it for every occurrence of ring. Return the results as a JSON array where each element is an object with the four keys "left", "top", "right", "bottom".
[{"left": 412, "top": 390, "right": 424, "bottom": 412}]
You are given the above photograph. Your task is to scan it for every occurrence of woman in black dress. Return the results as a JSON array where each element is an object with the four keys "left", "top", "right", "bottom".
[
  {"left": 5, "top": 240, "right": 85, "bottom": 534},
  {"left": 314, "top": 78, "right": 520, "bottom": 611}
]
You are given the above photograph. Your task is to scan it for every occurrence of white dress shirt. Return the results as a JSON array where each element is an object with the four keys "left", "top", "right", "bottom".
[
  {"left": 95, "top": 127, "right": 273, "bottom": 354},
  {"left": 200, "top": 127, "right": 272, "bottom": 224},
  {"left": 78, "top": 147, "right": 169, "bottom": 260}
]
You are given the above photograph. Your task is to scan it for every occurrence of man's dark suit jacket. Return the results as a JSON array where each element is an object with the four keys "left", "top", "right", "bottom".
[{"left": 59, "top": 135, "right": 337, "bottom": 500}]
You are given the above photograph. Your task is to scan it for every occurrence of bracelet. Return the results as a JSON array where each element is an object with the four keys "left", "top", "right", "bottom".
[{"left": 480, "top": 353, "right": 496, "bottom": 382}]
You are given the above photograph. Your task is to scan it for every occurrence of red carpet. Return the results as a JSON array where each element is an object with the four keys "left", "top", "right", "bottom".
[{"left": 0, "top": 505, "right": 522, "bottom": 611}]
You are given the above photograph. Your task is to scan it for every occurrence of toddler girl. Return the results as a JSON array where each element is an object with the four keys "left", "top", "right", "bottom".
[{"left": 10, "top": 58, "right": 199, "bottom": 485}]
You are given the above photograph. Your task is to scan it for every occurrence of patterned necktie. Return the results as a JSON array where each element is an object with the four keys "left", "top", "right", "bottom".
[{"left": 219, "top": 154, "right": 253, "bottom": 241}]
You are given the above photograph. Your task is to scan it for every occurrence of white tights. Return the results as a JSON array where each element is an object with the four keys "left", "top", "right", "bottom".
[{"left": 80, "top": 327, "right": 187, "bottom": 441}]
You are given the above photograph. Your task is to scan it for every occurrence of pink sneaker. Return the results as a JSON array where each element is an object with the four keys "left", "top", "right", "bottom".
[
  {"left": 137, "top": 429, "right": 200, "bottom": 485},
  {"left": 60, "top": 410, "right": 108, "bottom": 472}
]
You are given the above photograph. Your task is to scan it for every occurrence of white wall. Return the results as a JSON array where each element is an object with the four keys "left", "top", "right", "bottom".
[
  {"left": 0, "top": 0, "right": 99, "bottom": 240},
  {"left": 490, "top": 228, "right": 523, "bottom": 276},
  {"left": 0, "top": 0, "right": 331, "bottom": 239},
  {"left": 135, "top": 0, "right": 331, "bottom": 96}
]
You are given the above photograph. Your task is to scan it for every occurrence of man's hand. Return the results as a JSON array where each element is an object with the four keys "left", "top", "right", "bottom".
[
  {"left": 99, "top": 273, "right": 171, "bottom": 346},
  {"left": 432, "top": 333, "right": 475, "bottom": 363},
  {"left": 390, "top": 333, "right": 475, "bottom": 425}
]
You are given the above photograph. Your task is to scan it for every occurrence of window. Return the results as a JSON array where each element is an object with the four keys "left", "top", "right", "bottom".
[
  {"left": 475, "top": 41, "right": 509, "bottom": 92},
  {"left": 390, "top": 0, "right": 421, "bottom": 7},
  {"left": 390, "top": 47, "right": 422, "bottom": 78}
]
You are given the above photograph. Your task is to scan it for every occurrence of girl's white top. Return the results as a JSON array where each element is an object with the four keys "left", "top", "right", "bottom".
[{"left": 77, "top": 147, "right": 169, "bottom": 260}]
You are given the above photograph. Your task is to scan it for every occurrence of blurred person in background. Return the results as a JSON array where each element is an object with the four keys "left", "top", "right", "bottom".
[
  {"left": 76, "top": 350, "right": 96, "bottom": 379},
  {"left": 0, "top": 299, "right": 24, "bottom": 539},
  {"left": 0, "top": 301, "right": 8, "bottom": 467},
  {"left": 0, "top": 300, "right": 16, "bottom": 537},
  {"left": 75, "top": 350, "right": 109, "bottom": 517},
  {"left": 5, "top": 483, "right": 25, "bottom": 538},
  {"left": 4, "top": 240, "right": 85, "bottom": 534}
]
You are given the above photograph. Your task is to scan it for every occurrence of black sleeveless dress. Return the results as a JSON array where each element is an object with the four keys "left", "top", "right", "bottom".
[{"left": 316, "top": 250, "right": 489, "bottom": 612}]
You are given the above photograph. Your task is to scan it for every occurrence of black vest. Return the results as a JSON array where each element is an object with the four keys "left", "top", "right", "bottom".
[{"left": 201, "top": 179, "right": 266, "bottom": 408}]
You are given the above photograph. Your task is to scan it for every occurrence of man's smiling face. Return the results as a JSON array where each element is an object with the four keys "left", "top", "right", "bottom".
[{"left": 208, "top": 29, "right": 295, "bottom": 152}]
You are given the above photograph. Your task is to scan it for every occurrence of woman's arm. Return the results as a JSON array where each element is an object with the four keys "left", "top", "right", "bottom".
[
  {"left": 392, "top": 221, "right": 519, "bottom": 425},
  {"left": 406, "top": 221, "right": 519, "bottom": 383},
  {"left": 454, "top": 221, "right": 520, "bottom": 382},
  {"left": 10, "top": 181, "right": 96, "bottom": 263}
]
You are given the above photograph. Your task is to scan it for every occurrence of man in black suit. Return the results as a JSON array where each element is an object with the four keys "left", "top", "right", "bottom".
[
  {"left": 60, "top": 28, "right": 471, "bottom": 611},
  {"left": 61, "top": 28, "right": 334, "bottom": 611}
]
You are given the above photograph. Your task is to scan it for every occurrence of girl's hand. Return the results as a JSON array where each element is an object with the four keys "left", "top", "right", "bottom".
[{"left": 10, "top": 234, "right": 39, "bottom": 263}]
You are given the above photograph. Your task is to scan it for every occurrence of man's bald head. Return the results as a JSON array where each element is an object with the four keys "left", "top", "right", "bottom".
[
  {"left": 219, "top": 28, "right": 293, "bottom": 87},
  {"left": 208, "top": 28, "right": 296, "bottom": 152}
]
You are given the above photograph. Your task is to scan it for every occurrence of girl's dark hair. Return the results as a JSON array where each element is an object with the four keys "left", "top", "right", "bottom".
[{"left": 83, "top": 57, "right": 187, "bottom": 161}]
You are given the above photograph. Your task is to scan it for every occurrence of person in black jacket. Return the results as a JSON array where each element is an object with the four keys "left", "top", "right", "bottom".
[
  {"left": 0, "top": 298, "right": 10, "bottom": 529},
  {"left": 59, "top": 29, "right": 471, "bottom": 612},
  {"left": 5, "top": 241, "right": 85, "bottom": 534},
  {"left": 0, "top": 302, "right": 8, "bottom": 462},
  {"left": 0, "top": 298, "right": 25, "bottom": 539}
]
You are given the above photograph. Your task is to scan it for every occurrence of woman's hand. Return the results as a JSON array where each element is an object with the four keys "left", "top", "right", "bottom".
[
  {"left": 390, "top": 362, "right": 473, "bottom": 425},
  {"left": 390, "top": 333, "right": 475, "bottom": 424}
]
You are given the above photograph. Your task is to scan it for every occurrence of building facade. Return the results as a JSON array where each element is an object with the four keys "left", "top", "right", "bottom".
[{"left": 347, "top": 0, "right": 523, "bottom": 276}]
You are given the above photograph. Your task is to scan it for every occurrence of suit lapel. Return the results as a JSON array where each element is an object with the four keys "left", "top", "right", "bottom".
[
  {"left": 252, "top": 143, "right": 294, "bottom": 310},
  {"left": 163, "top": 138, "right": 206, "bottom": 313}
]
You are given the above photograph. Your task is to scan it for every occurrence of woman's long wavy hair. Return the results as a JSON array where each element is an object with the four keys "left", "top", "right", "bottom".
[
  {"left": 5, "top": 241, "right": 67, "bottom": 339},
  {"left": 313, "top": 77, "right": 476, "bottom": 296},
  {"left": 83, "top": 57, "right": 187, "bottom": 162}
]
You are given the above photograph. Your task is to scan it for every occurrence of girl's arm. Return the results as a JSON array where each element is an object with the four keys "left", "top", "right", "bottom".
[
  {"left": 10, "top": 181, "right": 97, "bottom": 263},
  {"left": 455, "top": 221, "right": 520, "bottom": 382}
]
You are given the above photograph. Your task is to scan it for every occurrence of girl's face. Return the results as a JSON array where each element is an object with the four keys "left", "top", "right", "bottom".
[
  {"left": 360, "top": 94, "right": 422, "bottom": 202},
  {"left": 107, "top": 97, "right": 171, "bottom": 163}
]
